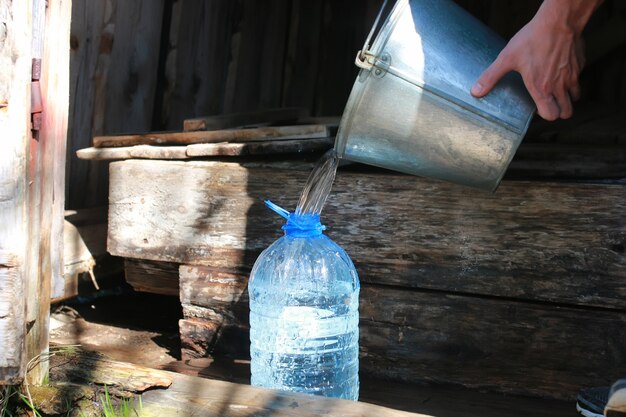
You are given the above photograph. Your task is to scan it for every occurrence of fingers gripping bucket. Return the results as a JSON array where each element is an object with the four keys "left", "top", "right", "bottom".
[{"left": 334, "top": 0, "right": 535, "bottom": 192}]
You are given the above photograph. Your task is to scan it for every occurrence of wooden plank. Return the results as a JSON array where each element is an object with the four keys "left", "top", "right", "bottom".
[
  {"left": 139, "top": 366, "right": 428, "bottom": 417},
  {"left": 76, "top": 146, "right": 133, "bottom": 160},
  {"left": 59, "top": 219, "right": 95, "bottom": 302},
  {"left": 108, "top": 159, "right": 626, "bottom": 310},
  {"left": 0, "top": 252, "right": 24, "bottom": 384},
  {"left": 93, "top": 125, "right": 330, "bottom": 148},
  {"left": 166, "top": 358, "right": 574, "bottom": 417},
  {"left": 124, "top": 259, "right": 180, "bottom": 297},
  {"left": 100, "top": 0, "right": 164, "bottom": 135},
  {"left": 509, "top": 143, "right": 626, "bottom": 179},
  {"left": 281, "top": 1, "right": 324, "bottom": 110},
  {"left": 77, "top": 138, "right": 334, "bottom": 160},
  {"left": 66, "top": 0, "right": 109, "bottom": 208},
  {"left": 177, "top": 265, "right": 626, "bottom": 400},
  {"left": 78, "top": 138, "right": 623, "bottom": 179},
  {"left": 159, "top": 0, "right": 237, "bottom": 130},
  {"left": 183, "top": 108, "right": 307, "bottom": 132},
  {"left": 223, "top": 1, "right": 290, "bottom": 113},
  {"left": 66, "top": 0, "right": 164, "bottom": 209},
  {"left": 185, "top": 138, "right": 333, "bottom": 157},
  {"left": 0, "top": 0, "right": 31, "bottom": 384},
  {"left": 46, "top": 347, "right": 428, "bottom": 417},
  {"left": 57, "top": 207, "right": 124, "bottom": 302},
  {"left": 49, "top": 349, "right": 172, "bottom": 393},
  {"left": 40, "top": 0, "right": 71, "bottom": 302}
]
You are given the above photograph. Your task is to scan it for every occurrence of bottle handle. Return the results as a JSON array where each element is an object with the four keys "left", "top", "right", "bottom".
[{"left": 265, "top": 200, "right": 290, "bottom": 220}]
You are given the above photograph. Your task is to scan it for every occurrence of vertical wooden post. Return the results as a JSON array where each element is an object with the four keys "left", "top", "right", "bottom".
[
  {"left": 0, "top": 0, "right": 32, "bottom": 384},
  {"left": 24, "top": 0, "right": 72, "bottom": 384},
  {"left": 0, "top": 0, "right": 71, "bottom": 385}
]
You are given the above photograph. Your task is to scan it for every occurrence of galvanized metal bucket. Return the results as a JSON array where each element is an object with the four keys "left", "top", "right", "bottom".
[{"left": 334, "top": 0, "right": 535, "bottom": 191}]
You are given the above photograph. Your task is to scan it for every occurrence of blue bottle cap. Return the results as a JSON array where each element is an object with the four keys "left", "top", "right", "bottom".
[{"left": 265, "top": 200, "right": 326, "bottom": 238}]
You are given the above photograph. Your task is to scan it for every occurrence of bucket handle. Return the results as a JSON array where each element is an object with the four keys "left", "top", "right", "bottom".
[{"left": 356, "top": 0, "right": 390, "bottom": 70}]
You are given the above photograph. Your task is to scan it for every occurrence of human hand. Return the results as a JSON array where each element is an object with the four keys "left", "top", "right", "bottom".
[{"left": 471, "top": 0, "right": 602, "bottom": 121}]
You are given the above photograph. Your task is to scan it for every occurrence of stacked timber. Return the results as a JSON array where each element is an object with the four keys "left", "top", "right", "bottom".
[{"left": 104, "top": 158, "right": 626, "bottom": 401}]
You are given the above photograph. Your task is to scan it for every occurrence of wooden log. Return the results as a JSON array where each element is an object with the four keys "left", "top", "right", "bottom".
[
  {"left": 183, "top": 107, "right": 307, "bottom": 132},
  {"left": 177, "top": 265, "right": 626, "bottom": 400},
  {"left": 93, "top": 125, "right": 331, "bottom": 148},
  {"left": 0, "top": 0, "right": 31, "bottom": 384},
  {"left": 124, "top": 259, "right": 180, "bottom": 297},
  {"left": 108, "top": 160, "right": 626, "bottom": 310}
]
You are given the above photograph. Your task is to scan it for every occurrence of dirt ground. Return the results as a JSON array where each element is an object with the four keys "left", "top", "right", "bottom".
[
  {"left": 49, "top": 281, "right": 575, "bottom": 417},
  {"left": 50, "top": 283, "right": 182, "bottom": 369}
]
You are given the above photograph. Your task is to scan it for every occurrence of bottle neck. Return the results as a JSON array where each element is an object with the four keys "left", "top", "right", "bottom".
[
  {"left": 283, "top": 213, "right": 325, "bottom": 238},
  {"left": 265, "top": 200, "right": 326, "bottom": 237}
]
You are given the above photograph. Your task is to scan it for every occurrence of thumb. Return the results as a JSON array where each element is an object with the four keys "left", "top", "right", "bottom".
[{"left": 471, "top": 56, "right": 511, "bottom": 98}]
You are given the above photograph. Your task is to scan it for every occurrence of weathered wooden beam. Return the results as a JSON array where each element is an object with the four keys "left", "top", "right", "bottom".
[
  {"left": 177, "top": 265, "right": 626, "bottom": 400},
  {"left": 46, "top": 347, "right": 428, "bottom": 417},
  {"left": 0, "top": 252, "right": 24, "bottom": 384},
  {"left": 509, "top": 143, "right": 626, "bottom": 179},
  {"left": 76, "top": 138, "right": 333, "bottom": 160},
  {"left": 124, "top": 259, "right": 180, "bottom": 297},
  {"left": 165, "top": 356, "right": 575, "bottom": 417},
  {"left": 183, "top": 107, "right": 307, "bottom": 131},
  {"left": 139, "top": 363, "right": 429, "bottom": 417},
  {"left": 39, "top": 0, "right": 71, "bottom": 302},
  {"left": 58, "top": 207, "right": 115, "bottom": 302},
  {"left": 0, "top": 0, "right": 32, "bottom": 384},
  {"left": 93, "top": 125, "right": 331, "bottom": 148},
  {"left": 185, "top": 137, "right": 333, "bottom": 157},
  {"left": 108, "top": 159, "right": 626, "bottom": 310}
]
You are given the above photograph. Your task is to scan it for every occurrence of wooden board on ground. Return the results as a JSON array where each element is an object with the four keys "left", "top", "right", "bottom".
[
  {"left": 140, "top": 369, "right": 428, "bottom": 417},
  {"left": 108, "top": 159, "right": 626, "bottom": 310},
  {"left": 165, "top": 358, "right": 574, "bottom": 417},
  {"left": 47, "top": 348, "right": 427, "bottom": 417},
  {"left": 93, "top": 125, "right": 331, "bottom": 148}
]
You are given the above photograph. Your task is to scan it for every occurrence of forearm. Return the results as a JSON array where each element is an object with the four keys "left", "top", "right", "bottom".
[{"left": 539, "top": 0, "right": 604, "bottom": 34}]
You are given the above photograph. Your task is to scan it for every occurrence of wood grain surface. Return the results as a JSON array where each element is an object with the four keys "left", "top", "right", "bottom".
[{"left": 108, "top": 159, "right": 626, "bottom": 309}]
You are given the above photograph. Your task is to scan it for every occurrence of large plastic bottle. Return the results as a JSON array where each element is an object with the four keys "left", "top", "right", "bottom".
[{"left": 248, "top": 200, "right": 360, "bottom": 400}]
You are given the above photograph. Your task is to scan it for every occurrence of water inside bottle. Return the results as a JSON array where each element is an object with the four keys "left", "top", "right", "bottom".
[{"left": 296, "top": 149, "right": 340, "bottom": 216}]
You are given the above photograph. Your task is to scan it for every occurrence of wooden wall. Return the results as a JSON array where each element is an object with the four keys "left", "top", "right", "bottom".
[{"left": 66, "top": 0, "right": 626, "bottom": 208}]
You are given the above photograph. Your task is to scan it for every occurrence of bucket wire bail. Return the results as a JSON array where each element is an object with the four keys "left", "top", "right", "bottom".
[{"left": 356, "top": 0, "right": 389, "bottom": 70}]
